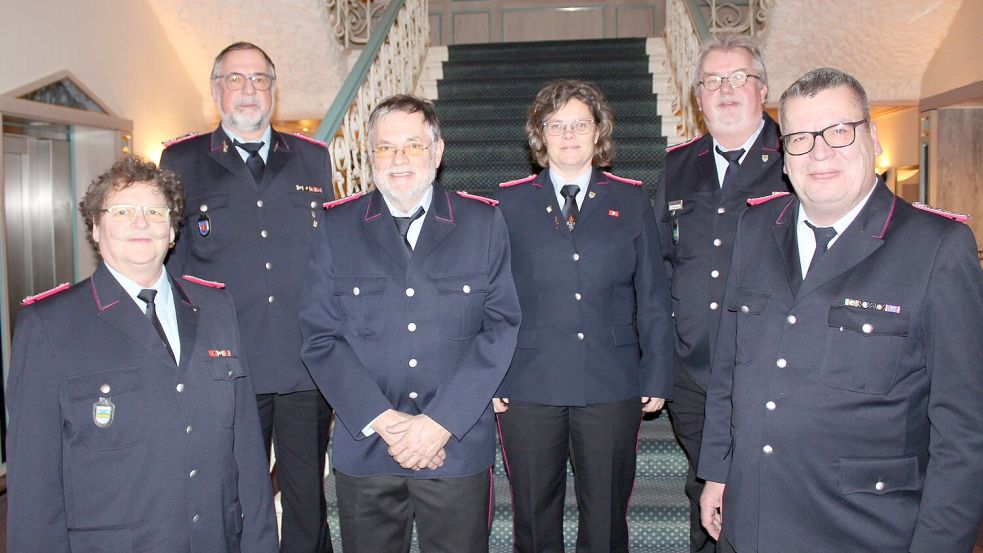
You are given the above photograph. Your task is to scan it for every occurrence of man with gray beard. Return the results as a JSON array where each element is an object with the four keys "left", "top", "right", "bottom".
[
  {"left": 300, "top": 94, "right": 520, "bottom": 553},
  {"left": 162, "top": 41, "right": 334, "bottom": 553}
]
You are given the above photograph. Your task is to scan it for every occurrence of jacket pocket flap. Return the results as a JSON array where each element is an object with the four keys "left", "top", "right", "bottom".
[
  {"left": 332, "top": 275, "right": 388, "bottom": 296},
  {"left": 728, "top": 287, "right": 772, "bottom": 315},
  {"left": 206, "top": 358, "right": 245, "bottom": 381},
  {"left": 828, "top": 305, "right": 909, "bottom": 337},
  {"left": 433, "top": 273, "right": 490, "bottom": 294},
  {"left": 839, "top": 456, "right": 921, "bottom": 495},
  {"left": 68, "top": 368, "right": 142, "bottom": 402},
  {"left": 188, "top": 192, "right": 230, "bottom": 211}
]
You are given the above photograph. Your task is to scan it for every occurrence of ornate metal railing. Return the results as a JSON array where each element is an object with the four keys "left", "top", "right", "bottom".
[
  {"left": 665, "top": 0, "right": 705, "bottom": 139},
  {"left": 326, "top": 0, "right": 389, "bottom": 48},
  {"left": 315, "top": 0, "right": 429, "bottom": 197},
  {"left": 701, "top": 0, "right": 771, "bottom": 36}
]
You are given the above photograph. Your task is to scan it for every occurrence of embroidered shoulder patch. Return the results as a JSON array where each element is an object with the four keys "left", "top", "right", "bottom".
[
  {"left": 323, "top": 191, "right": 365, "bottom": 210},
  {"left": 456, "top": 191, "right": 499, "bottom": 206},
  {"left": 21, "top": 282, "right": 71, "bottom": 305},
  {"left": 666, "top": 134, "right": 703, "bottom": 153},
  {"left": 747, "top": 191, "right": 791, "bottom": 206},
  {"left": 912, "top": 202, "right": 970, "bottom": 222},
  {"left": 602, "top": 171, "right": 643, "bottom": 186},
  {"left": 162, "top": 132, "right": 198, "bottom": 147},
  {"left": 292, "top": 133, "right": 329, "bottom": 148},
  {"left": 182, "top": 275, "right": 226, "bottom": 288},
  {"left": 499, "top": 175, "right": 537, "bottom": 188}
]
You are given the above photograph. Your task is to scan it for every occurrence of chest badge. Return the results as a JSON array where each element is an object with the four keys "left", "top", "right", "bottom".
[
  {"left": 608, "top": 209, "right": 620, "bottom": 217},
  {"left": 197, "top": 214, "right": 211, "bottom": 237},
  {"left": 93, "top": 397, "right": 115, "bottom": 428}
]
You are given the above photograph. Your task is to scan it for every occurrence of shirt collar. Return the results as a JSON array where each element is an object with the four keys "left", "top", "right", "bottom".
[
  {"left": 104, "top": 262, "right": 172, "bottom": 310},
  {"left": 797, "top": 175, "right": 879, "bottom": 238},
  {"left": 712, "top": 117, "right": 765, "bottom": 163},
  {"left": 381, "top": 185, "right": 434, "bottom": 218},
  {"left": 223, "top": 125, "right": 272, "bottom": 163}
]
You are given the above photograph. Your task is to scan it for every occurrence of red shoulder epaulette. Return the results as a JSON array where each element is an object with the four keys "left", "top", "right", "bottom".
[
  {"left": 499, "top": 175, "right": 537, "bottom": 188},
  {"left": 666, "top": 134, "right": 702, "bottom": 153},
  {"left": 912, "top": 202, "right": 970, "bottom": 222},
  {"left": 323, "top": 191, "right": 365, "bottom": 210},
  {"left": 182, "top": 275, "right": 226, "bottom": 288},
  {"left": 21, "top": 282, "right": 71, "bottom": 305},
  {"left": 292, "top": 133, "right": 329, "bottom": 148},
  {"left": 602, "top": 171, "right": 643, "bottom": 186},
  {"left": 456, "top": 191, "right": 499, "bottom": 206},
  {"left": 163, "top": 132, "right": 199, "bottom": 148},
  {"left": 747, "top": 191, "right": 792, "bottom": 206}
]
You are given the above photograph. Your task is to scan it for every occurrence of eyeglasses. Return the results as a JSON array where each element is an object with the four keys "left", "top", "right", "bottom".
[
  {"left": 213, "top": 72, "right": 275, "bottom": 91},
  {"left": 699, "top": 70, "right": 761, "bottom": 92},
  {"left": 780, "top": 120, "right": 869, "bottom": 156},
  {"left": 372, "top": 142, "right": 431, "bottom": 159},
  {"left": 102, "top": 205, "right": 172, "bottom": 224},
  {"left": 543, "top": 119, "right": 596, "bottom": 136}
]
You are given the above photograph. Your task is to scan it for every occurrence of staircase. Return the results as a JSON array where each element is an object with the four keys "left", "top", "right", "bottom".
[
  {"left": 425, "top": 38, "right": 676, "bottom": 199},
  {"left": 410, "top": 37, "right": 691, "bottom": 552}
]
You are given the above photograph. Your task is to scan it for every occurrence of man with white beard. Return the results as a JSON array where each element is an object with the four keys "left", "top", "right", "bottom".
[
  {"left": 300, "top": 94, "right": 520, "bottom": 553},
  {"left": 162, "top": 41, "right": 335, "bottom": 553}
]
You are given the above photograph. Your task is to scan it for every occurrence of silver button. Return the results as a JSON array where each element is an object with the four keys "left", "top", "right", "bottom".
[
  {"left": 408, "top": 392, "right": 418, "bottom": 399},
  {"left": 310, "top": 201, "right": 318, "bottom": 209},
  {"left": 189, "top": 469, "right": 198, "bottom": 478},
  {"left": 572, "top": 253, "right": 580, "bottom": 261},
  {"left": 265, "top": 262, "right": 272, "bottom": 270},
  {"left": 874, "top": 481, "right": 885, "bottom": 491},
  {"left": 787, "top": 315, "right": 797, "bottom": 325},
  {"left": 406, "top": 288, "right": 415, "bottom": 297},
  {"left": 710, "top": 302, "right": 719, "bottom": 311},
  {"left": 260, "top": 230, "right": 268, "bottom": 238},
  {"left": 574, "top": 293, "right": 582, "bottom": 301},
  {"left": 100, "top": 383, "right": 111, "bottom": 394},
  {"left": 353, "top": 287, "right": 360, "bottom": 296},
  {"left": 462, "top": 285, "right": 471, "bottom": 294},
  {"left": 408, "top": 359, "right": 418, "bottom": 368},
  {"left": 862, "top": 323, "right": 873, "bottom": 334},
  {"left": 762, "top": 444, "right": 773, "bottom": 454},
  {"left": 711, "top": 270, "right": 720, "bottom": 278},
  {"left": 765, "top": 401, "right": 776, "bottom": 411},
  {"left": 407, "top": 322, "right": 417, "bottom": 332},
  {"left": 192, "top": 514, "right": 200, "bottom": 523},
  {"left": 186, "top": 425, "right": 193, "bottom": 434},
  {"left": 713, "top": 238, "right": 722, "bottom": 247},
  {"left": 740, "top": 305, "right": 750, "bottom": 314},
  {"left": 268, "top": 296, "right": 275, "bottom": 303},
  {"left": 576, "top": 332, "right": 585, "bottom": 340},
  {"left": 227, "top": 369, "right": 234, "bottom": 377},
  {"left": 717, "top": 207, "right": 726, "bottom": 214},
  {"left": 199, "top": 204, "right": 208, "bottom": 212},
  {"left": 776, "top": 358, "right": 787, "bottom": 368},
  {"left": 257, "top": 200, "right": 264, "bottom": 207},
  {"left": 176, "top": 383, "right": 185, "bottom": 392}
]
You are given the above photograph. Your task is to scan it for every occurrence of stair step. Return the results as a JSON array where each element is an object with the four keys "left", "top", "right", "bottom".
[
  {"left": 442, "top": 59, "right": 651, "bottom": 79},
  {"left": 436, "top": 98, "right": 660, "bottom": 120},
  {"left": 446, "top": 37, "right": 647, "bottom": 61},
  {"left": 439, "top": 116, "right": 668, "bottom": 142},
  {"left": 439, "top": 74, "right": 655, "bottom": 97},
  {"left": 441, "top": 137, "right": 667, "bottom": 165}
]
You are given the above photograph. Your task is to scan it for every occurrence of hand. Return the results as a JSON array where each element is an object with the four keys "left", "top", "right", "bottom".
[
  {"left": 700, "top": 480, "right": 726, "bottom": 540},
  {"left": 493, "top": 397, "right": 510, "bottom": 413},
  {"left": 371, "top": 409, "right": 413, "bottom": 447},
  {"left": 387, "top": 414, "right": 453, "bottom": 471},
  {"left": 641, "top": 396, "right": 666, "bottom": 413}
]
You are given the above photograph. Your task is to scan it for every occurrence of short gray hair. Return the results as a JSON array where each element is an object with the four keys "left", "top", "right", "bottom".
[
  {"left": 693, "top": 34, "right": 768, "bottom": 96},
  {"left": 367, "top": 94, "right": 442, "bottom": 146},
  {"left": 211, "top": 42, "right": 276, "bottom": 79},
  {"left": 778, "top": 67, "right": 870, "bottom": 128}
]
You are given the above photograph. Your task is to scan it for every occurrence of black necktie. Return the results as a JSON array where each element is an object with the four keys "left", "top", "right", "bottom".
[
  {"left": 234, "top": 140, "right": 265, "bottom": 183},
  {"left": 805, "top": 221, "right": 837, "bottom": 276},
  {"left": 137, "top": 288, "right": 176, "bottom": 363},
  {"left": 393, "top": 207, "right": 425, "bottom": 255},
  {"left": 560, "top": 185, "right": 580, "bottom": 232},
  {"left": 716, "top": 146, "right": 745, "bottom": 189}
]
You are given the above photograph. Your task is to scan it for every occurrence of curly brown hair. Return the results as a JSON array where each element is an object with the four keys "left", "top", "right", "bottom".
[
  {"left": 79, "top": 156, "right": 185, "bottom": 250},
  {"left": 525, "top": 80, "right": 615, "bottom": 168}
]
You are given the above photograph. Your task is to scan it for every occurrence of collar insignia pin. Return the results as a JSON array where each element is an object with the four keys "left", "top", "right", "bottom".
[
  {"left": 761, "top": 154, "right": 769, "bottom": 163},
  {"left": 588, "top": 191, "right": 596, "bottom": 199},
  {"left": 546, "top": 205, "right": 553, "bottom": 214}
]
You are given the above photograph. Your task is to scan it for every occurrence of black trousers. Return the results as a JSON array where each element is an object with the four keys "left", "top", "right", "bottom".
[
  {"left": 257, "top": 389, "right": 333, "bottom": 553},
  {"left": 334, "top": 469, "right": 492, "bottom": 553},
  {"left": 497, "top": 398, "right": 641, "bottom": 553},
  {"left": 667, "top": 370, "right": 717, "bottom": 553}
]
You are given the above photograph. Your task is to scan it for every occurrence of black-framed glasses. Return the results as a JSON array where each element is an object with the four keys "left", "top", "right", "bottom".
[
  {"left": 699, "top": 70, "right": 761, "bottom": 92},
  {"left": 213, "top": 72, "right": 275, "bottom": 91},
  {"left": 780, "top": 120, "right": 869, "bottom": 156},
  {"left": 543, "top": 119, "right": 596, "bottom": 136},
  {"left": 102, "top": 205, "right": 171, "bottom": 224},
  {"left": 372, "top": 142, "right": 431, "bottom": 159}
]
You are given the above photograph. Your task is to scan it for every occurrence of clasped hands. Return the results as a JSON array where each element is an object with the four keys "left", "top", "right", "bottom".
[{"left": 373, "top": 409, "right": 452, "bottom": 471}]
